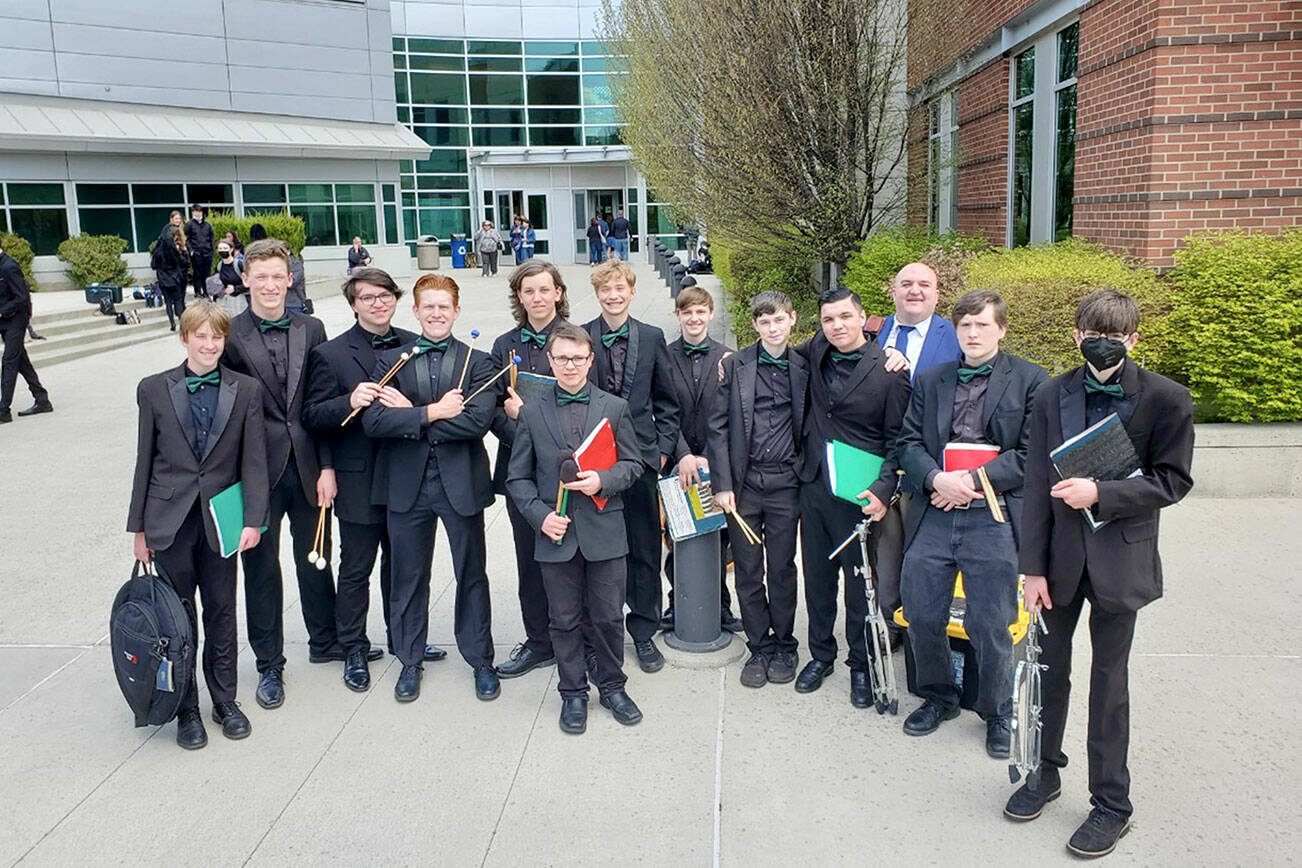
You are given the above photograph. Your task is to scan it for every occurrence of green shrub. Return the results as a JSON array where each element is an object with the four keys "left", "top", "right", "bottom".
[
  {"left": 964, "top": 240, "right": 1169, "bottom": 376},
  {"left": 714, "top": 241, "right": 818, "bottom": 346},
  {"left": 0, "top": 232, "right": 38, "bottom": 291},
  {"left": 1163, "top": 230, "right": 1302, "bottom": 422},
  {"left": 205, "top": 210, "right": 307, "bottom": 270},
  {"left": 56, "top": 234, "right": 132, "bottom": 289},
  {"left": 843, "top": 226, "right": 988, "bottom": 316}
]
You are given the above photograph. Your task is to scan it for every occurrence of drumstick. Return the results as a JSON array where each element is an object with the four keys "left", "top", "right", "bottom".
[
  {"left": 724, "top": 506, "right": 761, "bottom": 546},
  {"left": 339, "top": 345, "right": 426, "bottom": 427},
  {"left": 311, "top": 504, "right": 329, "bottom": 569},
  {"left": 976, "top": 466, "right": 1006, "bottom": 523},
  {"left": 463, "top": 353, "right": 522, "bottom": 403},
  {"left": 455, "top": 329, "right": 480, "bottom": 391}
]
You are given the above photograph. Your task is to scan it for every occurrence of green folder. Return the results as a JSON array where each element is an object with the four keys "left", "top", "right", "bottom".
[
  {"left": 208, "top": 482, "right": 264, "bottom": 558},
  {"left": 825, "top": 440, "right": 886, "bottom": 506}
]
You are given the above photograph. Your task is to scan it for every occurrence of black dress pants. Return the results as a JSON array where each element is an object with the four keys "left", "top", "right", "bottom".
[
  {"left": 732, "top": 464, "right": 800, "bottom": 655},
  {"left": 1039, "top": 574, "right": 1139, "bottom": 818},
  {"left": 160, "top": 284, "right": 186, "bottom": 329},
  {"left": 540, "top": 553, "right": 627, "bottom": 698},
  {"left": 190, "top": 250, "right": 212, "bottom": 295},
  {"left": 799, "top": 481, "right": 875, "bottom": 670},
  {"left": 240, "top": 459, "right": 338, "bottom": 672},
  {"left": 506, "top": 494, "right": 552, "bottom": 656},
  {"left": 386, "top": 460, "right": 494, "bottom": 669},
  {"left": 622, "top": 468, "right": 663, "bottom": 642},
  {"left": 155, "top": 504, "right": 239, "bottom": 710},
  {"left": 0, "top": 314, "right": 47, "bottom": 412},
  {"left": 335, "top": 518, "right": 393, "bottom": 655}
]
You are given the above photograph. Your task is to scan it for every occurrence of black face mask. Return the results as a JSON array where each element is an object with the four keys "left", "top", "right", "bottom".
[{"left": 1080, "top": 336, "right": 1127, "bottom": 371}]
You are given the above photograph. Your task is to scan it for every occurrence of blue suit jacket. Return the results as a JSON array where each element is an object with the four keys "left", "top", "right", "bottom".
[{"left": 876, "top": 313, "right": 962, "bottom": 383}]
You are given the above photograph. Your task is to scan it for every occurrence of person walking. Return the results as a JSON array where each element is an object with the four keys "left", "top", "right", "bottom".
[
  {"left": 185, "top": 205, "right": 214, "bottom": 299},
  {"left": 510, "top": 217, "right": 526, "bottom": 265},
  {"left": 153, "top": 224, "right": 191, "bottom": 332},
  {"left": 609, "top": 210, "right": 631, "bottom": 261},
  {"left": 586, "top": 217, "right": 606, "bottom": 266},
  {"left": 474, "top": 221, "right": 502, "bottom": 277},
  {"left": 0, "top": 237, "right": 52, "bottom": 424},
  {"left": 520, "top": 220, "right": 536, "bottom": 261}
]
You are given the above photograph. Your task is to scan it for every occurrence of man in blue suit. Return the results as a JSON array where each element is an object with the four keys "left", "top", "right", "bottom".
[{"left": 874, "top": 262, "right": 964, "bottom": 623}]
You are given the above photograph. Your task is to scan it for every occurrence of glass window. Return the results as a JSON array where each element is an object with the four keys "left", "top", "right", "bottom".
[
  {"left": 410, "top": 54, "right": 465, "bottom": 72},
  {"left": 1058, "top": 23, "right": 1079, "bottom": 82},
  {"left": 133, "top": 208, "right": 175, "bottom": 252},
  {"left": 403, "top": 208, "right": 417, "bottom": 241},
  {"left": 526, "top": 195, "right": 548, "bottom": 229},
  {"left": 8, "top": 183, "right": 65, "bottom": 206},
  {"left": 412, "top": 106, "right": 468, "bottom": 125},
  {"left": 384, "top": 203, "right": 399, "bottom": 244},
  {"left": 1015, "top": 49, "right": 1035, "bottom": 100},
  {"left": 418, "top": 208, "right": 470, "bottom": 239},
  {"left": 528, "top": 75, "right": 580, "bottom": 105},
  {"left": 530, "top": 127, "right": 581, "bottom": 146},
  {"left": 526, "top": 57, "right": 579, "bottom": 73},
  {"left": 337, "top": 205, "right": 378, "bottom": 244},
  {"left": 289, "top": 183, "right": 333, "bottom": 203},
  {"left": 11, "top": 209, "right": 68, "bottom": 255},
  {"left": 133, "top": 184, "right": 183, "bottom": 206},
  {"left": 417, "top": 174, "right": 471, "bottom": 190},
  {"left": 0, "top": 213, "right": 7, "bottom": 233},
  {"left": 525, "top": 41, "right": 579, "bottom": 56},
  {"left": 533, "top": 240, "right": 549, "bottom": 255},
  {"left": 415, "top": 125, "right": 470, "bottom": 147},
  {"left": 417, "top": 150, "right": 468, "bottom": 173},
  {"left": 393, "top": 36, "right": 406, "bottom": 52},
  {"left": 335, "top": 184, "right": 375, "bottom": 203},
  {"left": 1011, "top": 102, "right": 1033, "bottom": 248},
  {"left": 467, "top": 40, "right": 521, "bottom": 55},
  {"left": 469, "top": 57, "right": 522, "bottom": 72},
  {"left": 394, "top": 72, "right": 409, "bottom": 103},
  {"left": 582, "top": 74, "right": 613, "bottom": 105},
  {"left": 645, "top": 204, "right": 678, "bottom": 235},
  {"left": 400, "top": 174, "right": 415, "bottom": 191},
  {"left": 187, "top": 183, "right": 233, "bottom": 205},
  {"left": 409, "top": 38, "right": 463, "bottom": 54},
  {"left": 290, "top": 205, "right": 337, "bottom": 246},
  {"left": 410, "top": 73, "right": 466, "bottom": 105},
  {"left": 473, "top": 127, "right": 526, "bottom": 147},
  {"left": 382, "top": 184, "right": 397, "bottom": 203},
  {"left": 584, "top": 126, "right": 622, "bottom": 146},
  {"left": 76, "top": 184, "right": 129, "bottom": 205},
  {"left": 394, "top": 53, "right": 406, "bottom": 70},
  {"left": 584, "top": 106, "right": 618, "bottom": 125},
  {"left": 1055, "top": 85, "right": 1077, "bottom": 242},
  {"left": 581, "top": 41, "right": 607, "bottom": 55},
  {"left": 581, "top": 55, "right": 608, "bottom": 72},
  {"left": 627, "top": 188, "right": 638, "bottom": 204},
  {"left": 417, "top": 192, "right": 471, "bottom": 208},
  {"left": 77, "top": 208, "right": 133, "bottom": 244},
  {"left": 397, "top": 106, "right": 411, "bottom": 123},
  {"left": 243, "top": 183, "right": 286, "bottom": 204},
  {"left": 471, "top": 108, "right": 525, "bottom": 125},
  {"left": 530, "top": 108, "right": 581, "bottom": 124},
  {"left": 469, "top": 75, "right": 524, "bottom": 105}
]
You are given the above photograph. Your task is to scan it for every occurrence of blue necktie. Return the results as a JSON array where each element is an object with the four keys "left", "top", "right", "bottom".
[{"left": 895, "top": 324, "right": 915, "bottom": 357}]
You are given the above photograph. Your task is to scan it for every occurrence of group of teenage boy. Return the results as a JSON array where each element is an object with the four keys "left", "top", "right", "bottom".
[{"left": 126, "top": 238, "right": 1192, "bottom": 860}]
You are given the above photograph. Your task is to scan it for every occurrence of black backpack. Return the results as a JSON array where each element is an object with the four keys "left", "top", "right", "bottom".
[{"left": 110, "top": 561, "right": 196, "bottom": 727}]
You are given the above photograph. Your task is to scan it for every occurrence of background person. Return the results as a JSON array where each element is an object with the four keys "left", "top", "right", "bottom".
[
  {"left": 185, "top": 205, "right": 214, "bottom": 299},
  {"left": 586, "top": 217, "right": 606, "bottom": 266},
  {"left": 609, "top": 210, "right": 631, "bottom": 261},
  {"left": 153, "top": 225, "right": 191, "bottom": 331},
  {"left": 474, "top": 221, "right": 502, "bottom": 277},
  {"left": 0, "top": 237, "right": 52, "bottom": 424},
  {"left": 347, "top": 237, "right": 372, "bottom": 275}
]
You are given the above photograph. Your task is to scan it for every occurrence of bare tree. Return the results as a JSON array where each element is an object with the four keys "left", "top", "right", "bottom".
[{"left": 602, "top": 0, "right": 909, "bottom": 286}]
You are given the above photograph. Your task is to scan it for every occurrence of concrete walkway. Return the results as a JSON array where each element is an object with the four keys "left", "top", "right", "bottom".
[{"left": 0, "top": 261, "right": 1297, "bottom": 866}]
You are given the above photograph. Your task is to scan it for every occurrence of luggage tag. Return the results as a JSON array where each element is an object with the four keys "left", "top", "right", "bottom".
[{"left": 156, "top": 658, "right": 174, "bottom": 693}]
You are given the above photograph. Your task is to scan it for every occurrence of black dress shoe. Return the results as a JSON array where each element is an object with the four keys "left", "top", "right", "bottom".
[
  {"left": 902, "top": 698, "right": 959, "bottom": 735},
  {"left": 176, "top": 708, "right": 208, "bottom": 750},
  {"left": 17, "top": 401, "right": 53, "bottom": 417},
  {"left": 1067, "top": 807, "right": 1132, "bottom": 858},
  {"left": 474, "top": 666, "right": 501, "bottom": 701},
  {"left": 659, "top": 605, "right": 675, "bottom": 632},
  {"left": 1003, "top": 766, "right": 1062, "bottom": 822},
  {"left": 765, "top": 651, "right": 797, "bottom": 684},
  {"left": 343, "top": 650, "right": 370, "bottom": 692},
  {"left": 633, "top": 639, "right": 664, "bottom": 673},
  {"left": 599, "top": 689, "right": 643, "bottom": 725},
  {"left": 0, "top": 410, "right": 11, "bottom": 424},
  {"left": 849, "top": 670, "right": 872, "bottom": 708},
  {"left": 367, "top": 647, "right": 384, "bottom": 662},
  {"left": 585, "top": 651, "right": 601, "bottom": 685},
  {"left": 720, "top": 608, "right": 743, "bottom": 633},
  {"left": 739, "top": 652, "right": 768, "bottom": 688},
  {"left": 423, "top": 644, "right": 447, "bottom": 662},
  {"left": 559, "top": 696, "right": 588, "bottom": 734},
  {"left": 495, "top": 644, "right": 554, "bottom": 679},
  {"left": 986, "top": 716, "right": 1012, "bottom": 758},
  {"left": 394, "top": 664, "right": 421, "bottom": 702},
  {"left": 211, "top": 701, "right": 251, "bottom": 739},
  {"left": 309, "top": 645, "right": 385, "bottom": 664},
  {"left": 255, "top": 669, "right": 284, "bottom": 709},
  {"left": 794, "top": 660, "right": 834, "bottom": 693}
]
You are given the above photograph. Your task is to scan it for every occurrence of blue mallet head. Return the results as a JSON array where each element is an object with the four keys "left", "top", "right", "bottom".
[
  {"left": 512, "top": 352, "right": 522, "bottom": 364},
  {"left": 470, "top": 329, "right": 480, "bottom": 339}
]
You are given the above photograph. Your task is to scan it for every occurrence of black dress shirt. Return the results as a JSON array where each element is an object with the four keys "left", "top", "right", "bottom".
[
  {"left": 185, "top": 367, "right": 220, "bottom": 457},
  {"left": 598, "top": 320, "right": 628, "bottom": 395},
  {"left": 821, "top": 349, "right": 863, "bottom": 402},
  {"left": 560, "top": 399, "right": 589, "bottom": 450},
  {"left": 951, "top": 371, "right": 993, "bottom": 444},
  {"left": 519, "top": 318, "right": 557, "bottom": 374},
  {"left": 251, "top": 313, "right": 289, "bottom": 400},
  {"left": 749, "top": 353, "right": 796, "bottom": 465}
]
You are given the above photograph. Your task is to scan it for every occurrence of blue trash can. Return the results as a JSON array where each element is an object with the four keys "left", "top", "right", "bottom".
[{"left": 450, "top": 234, "right": 468, "bottom": 268}]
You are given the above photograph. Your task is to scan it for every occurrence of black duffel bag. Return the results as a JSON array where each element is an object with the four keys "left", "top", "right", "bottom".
[{"left": 109, "top": 561, "right": 195, "bottom": 727}]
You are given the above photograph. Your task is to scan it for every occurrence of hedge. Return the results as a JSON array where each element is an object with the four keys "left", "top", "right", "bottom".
[
  {"left": 842, "top": 226, "right": 989, "bottom": 317},
  {"left": 57, "top": 234, "right": 133, "bottom": 289},
  {"left": 713, "top": 242, "right": 818, "bottom": 346},
  {"left": 1163, "top": 230, "right": 1302, "bottom": 423},
  {"left": 0, "top": 232, "right": 37, "bottom": 291},
  {"left": 205, "top": 211, "right": 307, "bottom": 268}
]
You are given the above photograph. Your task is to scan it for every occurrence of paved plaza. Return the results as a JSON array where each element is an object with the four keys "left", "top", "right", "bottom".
[{"left": 0, "top": 262, "right": 1298, "bottom": 866}]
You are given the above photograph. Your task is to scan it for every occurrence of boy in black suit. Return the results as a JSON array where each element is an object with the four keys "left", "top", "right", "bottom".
[
  {"left": 303, "top": 267, "right": 445, "bottom": 694},
  {"left": 490, "top": 260, "right": 571, "bottom": 679},
  {"left": 364, "top": 274, "right": 499, "bottom": 704},
  {"left": 220, "top": 238, "right": 342, "bottom": 711},
  {"left": 709, "top": 290, "right": 807, "bottom": 687},
  {"left": 794, "top": 286, "right": 911, "bottom": 706},
  {"left": 506, "top": 323, "right": 646, "bottom": 734},
  {"left": 1004, "top": 289, "right": 1194, "bottom": 859},
  {"left": 896, "top": 290, "right": 1047, "bottom": 754},
  {"left": 665, "top": 285, "right": 740, "bottom": 633},
  {"left": 127, "top": 301, "right": 268, "bottom": 749},
  {"left": 0, "top": 240, "right": 52, "bottom": 424},
  {"left": 583, "top": 260, "right": 680, "bottom": 673}
]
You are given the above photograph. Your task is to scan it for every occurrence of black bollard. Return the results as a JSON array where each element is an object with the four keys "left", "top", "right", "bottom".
[{"left": 664, "top": 531, "right": 731, "bottom": 652}]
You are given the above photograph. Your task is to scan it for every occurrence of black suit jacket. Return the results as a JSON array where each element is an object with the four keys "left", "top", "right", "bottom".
[
  {"left": 666, "top": 335, "right": 730, "bottom": 460},
  {"left": 583, "top": 317, "right": 680, "bottom": 470},
  {"left": 1020, "top": 363, "right": 1195, "bottom": 613},
  {"left": 0, "top": 252, "right": 32, "bottom": 322},
  {"left": 795, "top": 334, "right": 911, "bottom": 503},
  {"left": 506, "top": 387, "right": 644, "bottom": 563},
  {"left": 220, "top": 309, "right": 331, "bottom": 504},
  {"left": 487, "top": 319, "right": 567, "bottom": 494},
  {"left": 897, "top": 352, "right": 1048, "bottom": 548},
  {"left": 707, "top": 342, "right": 809, "bottom": 494},
  {"left": 302, "top": 323, "right": 418, "bottom": 524},
  {"left": 362, "top": 338, "right": 496, "bottom": 516},
  {"left": 127, "top": 364, "right": 269, "bottom": 553}
]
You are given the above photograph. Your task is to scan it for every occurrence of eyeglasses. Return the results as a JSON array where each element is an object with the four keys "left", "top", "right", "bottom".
[
  {"left": 356, "top": 292, "right": 397, "bottom": 306},
  {"left": 548, "top": 354, "right": 592, "bottom": 368},
  {"left": 1081, "top": 331, "right": 1129, "bottom": 341}
]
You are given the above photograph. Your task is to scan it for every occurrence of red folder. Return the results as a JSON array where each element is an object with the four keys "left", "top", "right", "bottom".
[
  {"left": 942, "top": 442, "right": 1000, "bottom": 473},
  {"left": 575, "top": 417, "right": 617, "bottom": 510}
]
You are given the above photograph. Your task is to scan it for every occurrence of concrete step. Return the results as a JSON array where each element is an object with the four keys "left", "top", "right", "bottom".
[
  {"left": 31, "top": 296, "right": 156, "bottom": 327},
  {"left": 35, "top": 306, "right": 170, "bottom": 340},
  {"left": 28, "top": 321, "right": 174, "bottom": 367}
]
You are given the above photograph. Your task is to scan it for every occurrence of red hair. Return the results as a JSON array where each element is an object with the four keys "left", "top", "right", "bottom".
[{"left": 411, "top": 273, "right": 460, "bottom": 306}]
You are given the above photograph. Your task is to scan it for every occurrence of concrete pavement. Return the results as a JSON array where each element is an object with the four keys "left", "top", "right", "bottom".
[{"left": 0, "top": 260, "right": 1298, "bottom": 866}]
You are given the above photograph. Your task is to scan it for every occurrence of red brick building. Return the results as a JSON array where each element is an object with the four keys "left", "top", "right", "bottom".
[{"left": 907, "top": 0, "right": 1301, "bottom": 266}]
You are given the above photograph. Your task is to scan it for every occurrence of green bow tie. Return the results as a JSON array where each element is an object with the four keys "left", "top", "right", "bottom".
[
  {"left": 601, "top": 323, "right": 630, "bottom": 348},
  {"left": 758, "top": 350, "right": 789, "bottom": 371},
  {"left": 371, "top": 332, "right": 401, "bottom": 350},
  {"left": 185, "top": 371, "right": 220, "bottom": 393},
  {"left": 829, "top": 350, "right": 863, "bottom": 364},
  {"left": 556, "top": 388, "right": 590, "bottom": 406},
  {"left": 416, "top": 336, "right": 450, "bottom": 353},
  {"left": 1084, "top": 374, "right": 1124, "bottom": 399},
  {"left": 520, "top": 325, "right": 547, "bottom": 349},
  {"left": 682, "top": 340, "right": 710, "bottom": 357},
  {"left": 257, "top": 315, "right": 291, "bottom": 333},
  {"left": 956, "top": 363, "right": 993, "bottom": 383}
]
